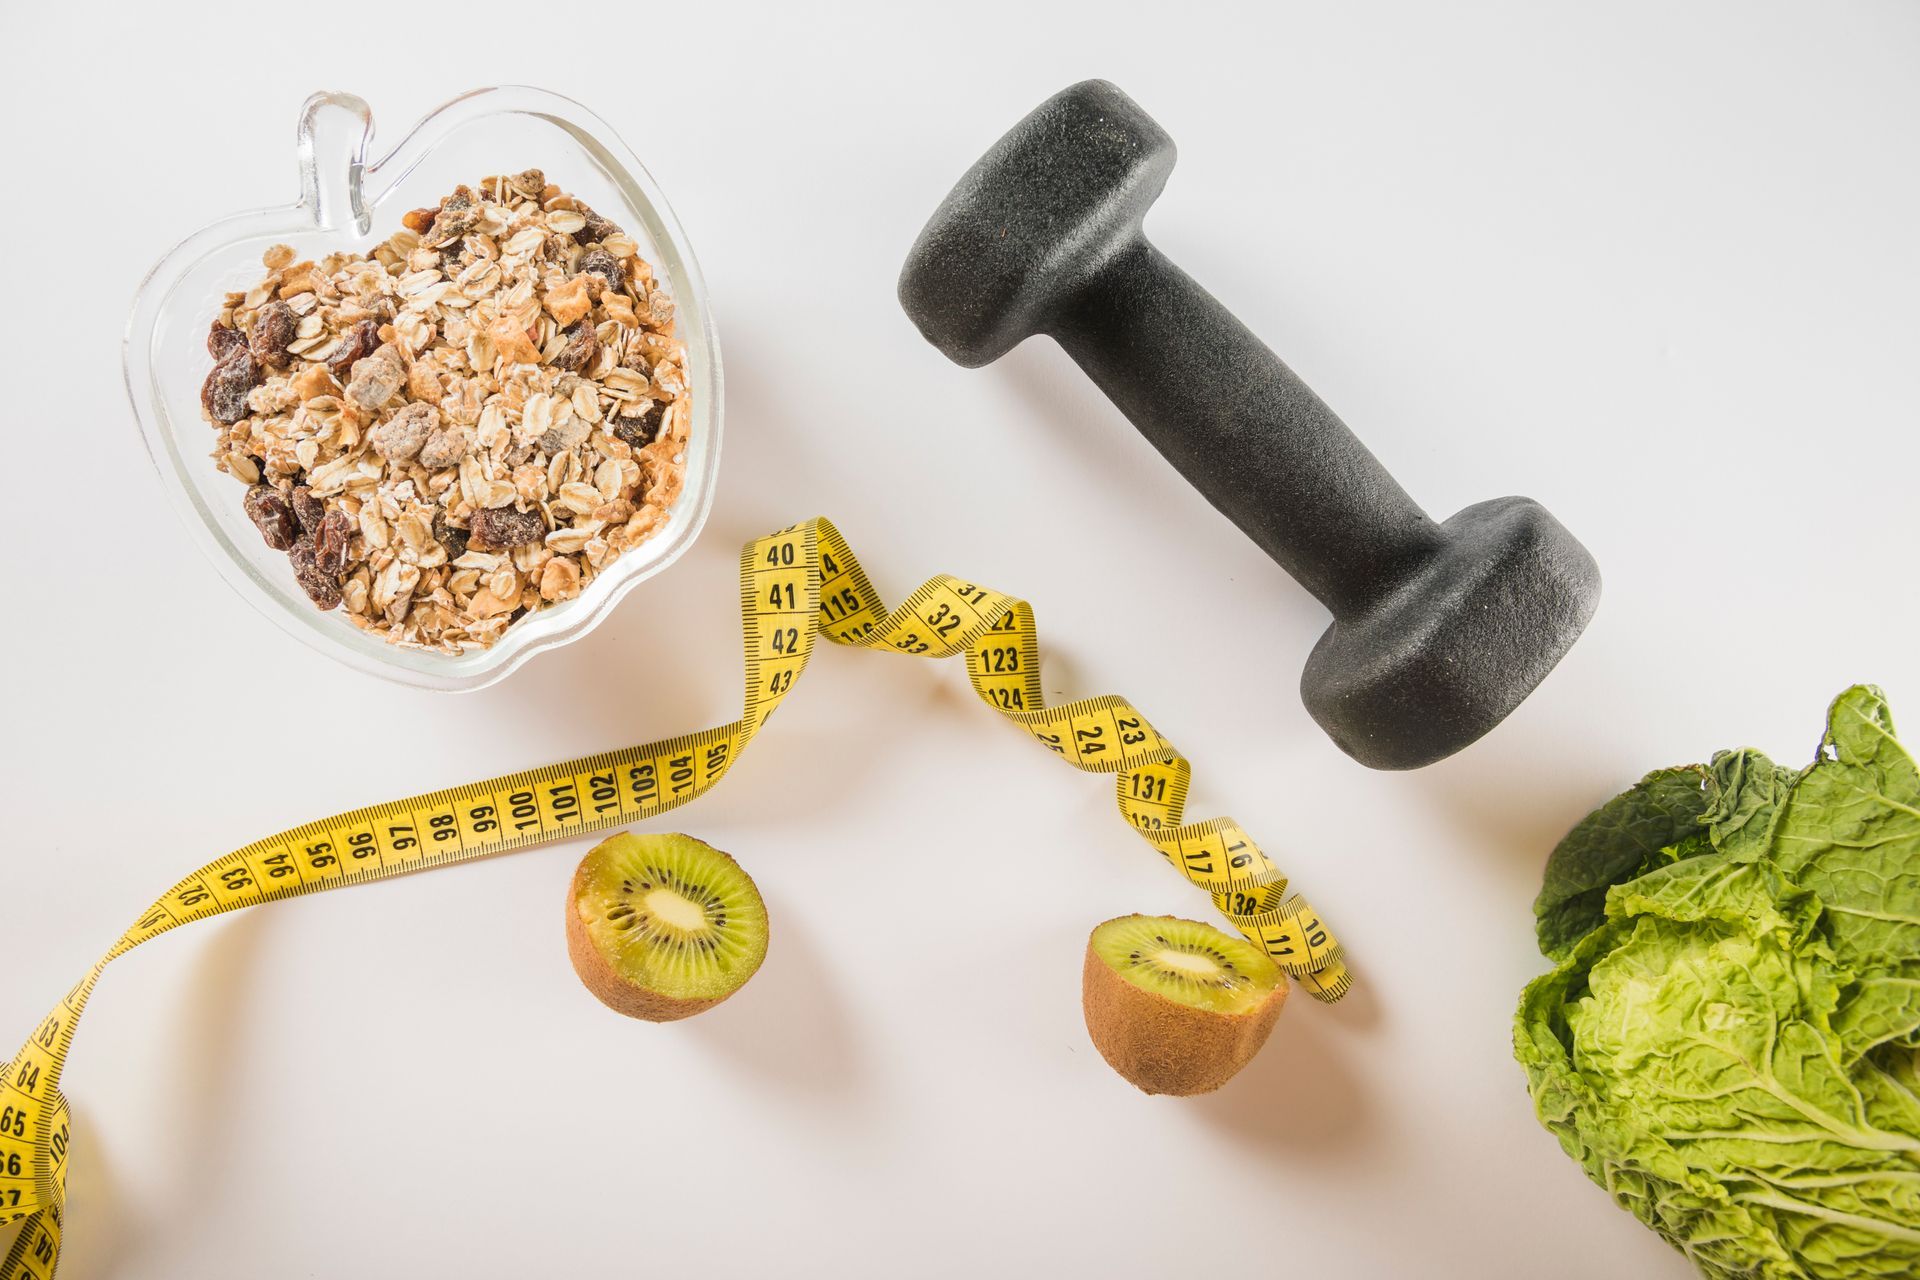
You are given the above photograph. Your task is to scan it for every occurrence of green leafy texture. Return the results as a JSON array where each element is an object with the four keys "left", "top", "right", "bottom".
[
  {"left": 1516, "top": 687, "right": 1920, "bottom": 1280},
  {"left": 1769, "top": 688, "right": 1920, "bottom": 1058},
  {"left": 1704, "top": 748, "right": 1801, "bottom": 859},
  {"left": 1534, "top": 766, "right": 1710, "bottom": 961}
]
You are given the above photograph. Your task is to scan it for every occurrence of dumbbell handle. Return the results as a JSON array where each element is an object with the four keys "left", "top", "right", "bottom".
[{"left": 1049, "top": 238, "right": 1447, "bottom": 619}]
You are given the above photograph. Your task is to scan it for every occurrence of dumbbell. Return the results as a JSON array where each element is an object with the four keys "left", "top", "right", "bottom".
[{"left": 898, "top": 80, "right": 1600, "bottom": 771}]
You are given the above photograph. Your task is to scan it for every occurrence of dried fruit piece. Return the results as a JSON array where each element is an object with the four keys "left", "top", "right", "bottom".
[
  {"left": 550, "top": 320, "right": 600, "bottom": 373},
  {"left": 346, "top": 350, "right": 407, "bottom": 411},
  {"left": 291, "top": 484, "right": 325, "bottom": 534},
  {"left": 368, "top": 401, "right": 437, "bottom": 461},
  {"left": 469, "top": 506, "right": 546, "bottom": 548},
  {"left": 432, "top": 510, "right": 469, "bottom": 560},
  {"left": 401, "top": 207, "right": 438, "bottom": 234},
  {"left": 248, "top": 300, "right": 298, "bottom": 367},
  {"left": 577, "top": 248, "right": 625, "bottom": 291},
  {"left": 573, "top": 202, "right": 623, "bottom": 246},
  {"left": 418, "top": 425, "right": 474, "bottom": 470},
  {"left": 488, "top": 318, "right": 544, "bottom": 366},
  {"left": 313, "top": 508, "right": 353, "bottom": 576},
  {"left": 612, "top": 401, "right": 664, "bottom": 450},
  {"left": 208, "top": 323, "right": 248, "bottom": 362},
  {"left": 327, "top": 319, "right": 381, "bottom": 380},
  {"left": 201, "top": 352, "right": 258, "bottom": 425},
  {"left": 242, "top": 485, "right": 298, "bottom": 550},
  {"left": 543, "top": 274, "right": 593, "bottom": 326},
  {"left": 289, "top": 536, "right": 343, "bottom": 610},
  {"left": 425, "top": 187, "right": 479, "bottom": 245}
]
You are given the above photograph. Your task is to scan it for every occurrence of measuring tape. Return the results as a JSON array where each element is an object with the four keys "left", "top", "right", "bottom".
[{"left": 0, "top": 516, "right": 1347, "bottom": 1276}]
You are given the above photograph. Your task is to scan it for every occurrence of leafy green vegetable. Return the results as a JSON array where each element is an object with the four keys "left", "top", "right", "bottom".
[{"left": 1516, "top": 686, "right": 1920, "bottom": 1279}]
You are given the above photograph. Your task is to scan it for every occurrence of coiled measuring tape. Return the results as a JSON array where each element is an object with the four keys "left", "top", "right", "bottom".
[{"left": 0, "top": 516, "right": 1347, "bottom": 1277}]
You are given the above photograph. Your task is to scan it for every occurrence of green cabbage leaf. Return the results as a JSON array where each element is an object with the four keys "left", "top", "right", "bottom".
[{"left": 1516, "top": 686, "right": 1920, "bottom": 1279}]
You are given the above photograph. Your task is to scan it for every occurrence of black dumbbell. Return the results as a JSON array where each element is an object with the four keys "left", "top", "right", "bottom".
[{"left": 898, "top": 80, "right": 1601, "bottom": 771}]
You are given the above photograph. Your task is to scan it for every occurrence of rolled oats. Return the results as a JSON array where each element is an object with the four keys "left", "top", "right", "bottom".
[{"left": 199, "top": 174, "right": 691, "bottom": 652}]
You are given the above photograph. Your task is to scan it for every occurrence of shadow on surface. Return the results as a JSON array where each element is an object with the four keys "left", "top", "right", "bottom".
[
  {"left": 1190, "top": 978, "right": 1380, "bottom": 1157},
  {"left": 54, "top": 1109, "right": 135, "bottom": 1280},
  {"left": 684, "top": 900, "right": 866, "bottom": 1100}
]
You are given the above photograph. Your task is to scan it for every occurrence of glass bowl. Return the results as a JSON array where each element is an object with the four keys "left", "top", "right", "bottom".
[{"left": 124, "top": 86, "right": 723, "bottom": 690}]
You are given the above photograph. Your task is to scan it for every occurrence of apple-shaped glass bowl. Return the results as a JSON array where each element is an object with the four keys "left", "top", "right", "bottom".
[{"left": 125, "top": 86, "right": 722, "bottom": 690}]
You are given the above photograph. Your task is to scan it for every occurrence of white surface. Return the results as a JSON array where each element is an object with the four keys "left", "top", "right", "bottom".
[{"left": 2, "top": 3, "right": 1916, "bottom": 1277}]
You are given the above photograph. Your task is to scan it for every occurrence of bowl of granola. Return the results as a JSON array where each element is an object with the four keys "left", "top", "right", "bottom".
[{"left": 125, "top": 86, "right": 722, "bottom": 689}]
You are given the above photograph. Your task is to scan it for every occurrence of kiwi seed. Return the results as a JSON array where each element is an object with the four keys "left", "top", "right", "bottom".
[
  {"left": 1082, "top": 913, "right": 1286, "bottom": 1095},
  {"left": 565, "top": 831, "right": 769, "bottom": 1022}
]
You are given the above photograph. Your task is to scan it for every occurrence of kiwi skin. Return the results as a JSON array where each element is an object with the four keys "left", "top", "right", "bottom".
[
  {"left": 1081, "top": 916, "right": 1287, "bottom": 1096},
  {"left": 564, "top": 839, "right": 765, "bottom": 1022}
]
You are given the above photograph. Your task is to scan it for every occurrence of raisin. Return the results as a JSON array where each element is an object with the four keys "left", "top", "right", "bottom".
[
  {"left": 313, "top": 508, "right": 353, "bottom": 576},
  {"left": 612, "top": 400, "right": 664, "bottom": 450},
  {"left": 248, "top": 300, "right": 298, "bottom": 367},
  {"left": 577, "top": 248, "right": 624, "bottom": 291},
  {"left": 550, "top": 320, "right": 600, "bottom": 373},
  {"left": 573, "top": 202, "right": 622, "bottom": 245},
  {"left": 242, "top": 485, "right": 298, "bottom": 551},
  {"left": 289, "top": 536, "right": 343, "bottom": 610},
  {"left": 201, "top": 352, "right": 258, "bottom": 425},
  {"left": 208, "top": 323, "right": 248, "bottom": 361},
  {"left": 469, "top": 506, "right": 546, "bottom": 548},
  {"left": 433, "top": 510, "right": 469, "bottom": 560},
  {"left": 327, "top": 319, "right": 381, "bottom": 380},
  {"left": 291, "top": 484, "right": 325, "bottom": 534}
]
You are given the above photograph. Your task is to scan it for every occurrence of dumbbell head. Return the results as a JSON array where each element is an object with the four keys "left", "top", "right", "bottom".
[
  {"left": 1303, "top": 497, "right": 1600, "bottom": 770},
  {"left": 899, "top": 80, "right": 1172, "bottom": 366}
]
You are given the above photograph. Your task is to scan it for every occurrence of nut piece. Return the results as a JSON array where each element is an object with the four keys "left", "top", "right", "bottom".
[
  {"left": 368, "top": 401, "right": 437, "bottom": 462},
  {"left": 539, "top": 556, "right": 582, "bottom": 602},
  {"left": 418, "top": 424, "right": 474, "bottom": 470},
  {"left": 469, "top": 506, "right": 546, "bottom": 548},
  {"left": 201, "top": 353, "right": 259, "bottom": 425},
  {"left": 242, "top": 485, "right": 298, "bottom": 550},
  {"left": 248, "top": 300, "right": 298, "bottom": 367}
]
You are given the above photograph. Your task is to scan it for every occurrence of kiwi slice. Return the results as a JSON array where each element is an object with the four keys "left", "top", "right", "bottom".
[
  {"left": 565, "top": 832, "right": 769, "bottom": 1021},
  {"left": 1082, "top": 914, "right": 1286, "bottom": 1095}
]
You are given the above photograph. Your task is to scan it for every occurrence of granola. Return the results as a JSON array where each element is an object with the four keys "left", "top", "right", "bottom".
[{"left": 200, "top": 169, "right": 690, "bottom": 652}]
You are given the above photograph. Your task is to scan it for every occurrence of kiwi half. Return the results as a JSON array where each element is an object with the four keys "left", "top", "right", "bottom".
[
  {"left": 565, "top": 832, "right": 769, "bottom": 1021},
  {"left": 1082, "top": 914, "right": 1286, "bottom": 1096}
]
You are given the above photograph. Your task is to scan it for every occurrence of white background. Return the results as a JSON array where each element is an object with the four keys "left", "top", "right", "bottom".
[{"left": 2, "top": 3, "right": 1916, "bottom": 1276}]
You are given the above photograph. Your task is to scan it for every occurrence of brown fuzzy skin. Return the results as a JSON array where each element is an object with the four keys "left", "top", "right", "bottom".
[
  {"left": 565, "top": 856, "right": 730, "bottom": 1022},
  {"left": 1081, "top": 926, "right": 1287, "bottom": 1096}
]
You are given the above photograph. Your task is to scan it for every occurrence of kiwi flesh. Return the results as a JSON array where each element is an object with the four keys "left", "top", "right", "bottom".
[
  {"left": 1082, "top": 914, "right": 1286, "bottom": 1096},
  {"left": 565, "top": 832, "right": 769, "bottom": 1021}
]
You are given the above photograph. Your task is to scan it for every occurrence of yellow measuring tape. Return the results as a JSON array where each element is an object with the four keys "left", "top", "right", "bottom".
[{"left": 0, "top": 516, "right": 1347, "bottom": 1276}]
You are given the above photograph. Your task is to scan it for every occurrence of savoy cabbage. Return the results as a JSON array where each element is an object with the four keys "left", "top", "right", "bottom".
[{"left": 1516, "top": 686, "right": 1920, "bottom": 1278}]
